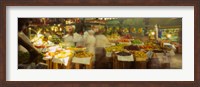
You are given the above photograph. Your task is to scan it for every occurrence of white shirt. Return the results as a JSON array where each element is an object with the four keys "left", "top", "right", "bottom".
[
  {"left": 85, "top": 35, "right": 96, "bottom": 53},
  {"left": 62, "top": 34, "right": 75, "bottom": 47},
  {"left": 95, "top": 34, "right": 110, "bottom": 48},
  {"left": 73, "top": 33, "right": 84, "bottom": 47},
  {"left": 83, "top": 31, "right": 89, "bottom": 40}
]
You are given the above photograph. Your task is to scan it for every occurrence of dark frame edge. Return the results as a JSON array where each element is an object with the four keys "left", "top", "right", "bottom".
[
  {"left": 195, "top": 0, "right": 200, "bottom": 86},
  {"left": 0, "top": 0, "right": 6, "bottom": 87},
  {"left": 3, "top": 0, "right": 199, "bottom": 6}
]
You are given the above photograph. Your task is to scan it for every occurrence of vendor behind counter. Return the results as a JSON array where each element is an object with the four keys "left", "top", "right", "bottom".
[{"left": 95, "top": 30, "right": 111, "bottom": 69}]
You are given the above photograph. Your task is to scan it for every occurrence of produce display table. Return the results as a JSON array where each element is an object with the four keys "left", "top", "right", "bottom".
[
  {"left": 134, "top": 57, "right": 147, "bottom": 69},
  {"left": 52, "top": 57, "right": 71, "bottom": 69},
  {"left": 46, "top": 59, "right": 53, "bottom": 69},
  {"left": 134, "top": 61, "right": 147, "bottom": 69},
  {"left": 39, "top": 39, "right": 173, "bottom": 69},
  {"left": 147, "top": 58, "right": 161, "bottom": 69},
  {"left": 42, "top": 47, "right": 74, "bottom": 69},
  {"left": 43, "top": 56, "right": 53, "bottom": 69},
  {"left": 43, "top": 56, "right": 72, "bottom": 69}
]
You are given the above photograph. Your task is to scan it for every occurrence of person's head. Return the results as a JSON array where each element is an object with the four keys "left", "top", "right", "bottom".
[
  {"left": 79, "top": 31, "right": 83, "bottom": 35},
  {"left": 91, "top": 25, "right": 99, "bottom": 33},
  {"left": 77, "top": 30, "right": 84, "bottom": 35},
  {"left": 65, "top": 25, "right": 75, "bottom": 34}
]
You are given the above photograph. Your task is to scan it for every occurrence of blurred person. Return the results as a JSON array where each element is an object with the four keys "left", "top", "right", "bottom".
[
  {"left": 95, "top": 29, "right": 111, "bottom": 69},
  {"left": 74, "top": 31, "right": 85, "bottom": 47},
  {"left": 85, "top": 30, "right": 96, "bottom": 62},
  {"left": 95, "top": 30, "right": 111, "bottom": 48},
  {"left": 62, "top": 26, "right": 75, "bottom": 47}
]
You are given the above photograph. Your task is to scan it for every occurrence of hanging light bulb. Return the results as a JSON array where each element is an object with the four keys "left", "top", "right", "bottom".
[
  {"left": 55, "top": 27, "right": 58, "bottom": 32},
  {"left": 151, "top": 32, "right": 155, "bottom": 35},
  {"left": 58, "top": 24, "right": 61, "bottom": 27},
  {"left": 167, "top": 34, "right": 171, "bottom": 38}
]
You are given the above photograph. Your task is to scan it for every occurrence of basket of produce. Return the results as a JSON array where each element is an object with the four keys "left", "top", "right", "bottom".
[
  {"left": 67, "top": 46, "right": 86, "bottom": 52},
  {"left": 105, "top": 45, "right": 125, "bottom": 53},
  {"left": 72, "top": 51, "right": 93, "bottom": 65},
  {"left": 118, "top": 39, "right": 131, "bottom": 45},
  {"left": 51, "top": 50, "right": 74, "bottom": 66},
  {"left": 43, "top": 52, "right": 54, "bottom": 60},
  {"left": 124, "top": 45, "right": 140, "bottom": 51},
  {"left": 54, "top": 50, "right": 73, "bottom": 58},
  {"left": 134, "top": 51, "right": 147, "bottom": 61},
  {"left": 132, "top": 39, "right": 144, "bottom": 46},
  {"left": 116, "top": 51, "right": 134, "bottom": 61}
]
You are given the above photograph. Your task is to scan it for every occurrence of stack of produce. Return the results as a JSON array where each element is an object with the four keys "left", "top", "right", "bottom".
[
  {"left": 107, "top": 34, "right": 120, "bottom": 42},
  {"left": 118, "top": 39, "right": 131, "bottom": 45},
  {"left": 121, "top": 34, "right": 133, "bottom": 39},
  {"left": 118, "top": 39, "right": 130, "bottom": 42},
  {"left": 31, "top": 34, "right": 55, "bottom": 49},
  {"left": 116, "top": 51, "right": 131, "bottom": 56},
  {"left": 33, "top": 39, "right": 46, "bottom": 48},
  {"left": 105, "top": 44, "right": 129, "bottom": 52},
  {"left": 139, "top": 45, "right": 153, "bottom": 50},
  {"left": 140, "top": 42, "right": 162, "bottom": 51},
  {"left": 74, "top": 51, "right": 93, "bottom": 58},
  {"left": 49, "top": 35, "right": 61, "bottom": 44},
  {"left": 124, "top": 45, "right": 140, "bottom": 51},
  {"left": 54, "top": 50, "right": 73, "bottom": 58},
  {"left": 44, "top": 48, "right": 73, "bottom": 59},
  {"left": 132, "top": 39, "right": 143, "bottom": 45},
  {"left": 138, "top": 28, "right": 143, "bottom": 33},
  {"left": 134, "top": 51, "right": 147, "bottom": 61},
  {"left": 32, "top": 35, "right": 47, "bottom": 48},
  {"left": 66, "top": 46, "right": 86, "bottom": 52}
]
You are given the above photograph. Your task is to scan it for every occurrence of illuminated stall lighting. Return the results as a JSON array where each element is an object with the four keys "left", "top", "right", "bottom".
[
  {"left": 167, "top": 34, "right": 171, "bottom": 38},
  {"left": 151, "top": 32, "right": 155, "bottom": 35}
]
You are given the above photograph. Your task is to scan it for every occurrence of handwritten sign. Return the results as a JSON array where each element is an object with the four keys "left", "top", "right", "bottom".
[
  {"left": 52, "top": 57, "right": 70, "bottom": 66},
  {"left": 117, "top": 55, "right": 134, "bottom": 61},
  {"left": 106, "top": 52, "right": 112, "bottom": 57},
  {"left": 72, "top": 57, "right": 91, "bottom": 65}
]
